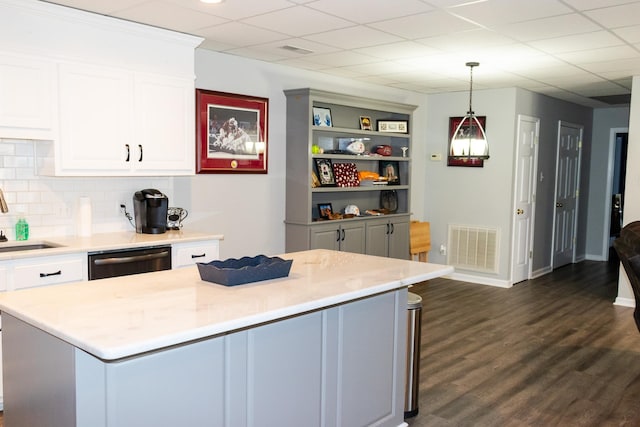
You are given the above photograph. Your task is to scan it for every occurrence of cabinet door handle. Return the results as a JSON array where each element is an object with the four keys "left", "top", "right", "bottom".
[
  {"left": 40, "top": 270, "right": 62, "bottom": 278},
  {"left": 138, "top": 144, "right": 143, "bottom": 162},
  {"left": 390, "top": 223, "right": 394, "bottom": 234},
  {"left": 191, "top": 253, "right": 206, "bottom": 259},
  {"left": 386, "top": 223, "right": 390, "bottom": 235},
  {"left": 125, "top": 144, "right": 130, "bottom": 162},
  {"left": 336, "top": 230, "right": 341, "bottom": 242},
  {"left": 341, "top": 229, "right": 345, "bottom": 241}
]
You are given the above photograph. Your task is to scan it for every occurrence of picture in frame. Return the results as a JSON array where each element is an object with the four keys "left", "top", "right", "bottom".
[
  {"left": 360, "top": 116, "right": 372, "bottom": 130},
  {"left": 196, "top": 89, "right": 268, "bottom": 174},
  {"left": 314, "top": 158, "right": 336, "bottom": 186},
  {"left": 447, "top": 116, "right": 486, "bottom": 167},
  {"left": 318, "top": 203, "right": 333, "bottom": 219},
  {"left": 312, "top": 107, "right": 332, "bottom": 127},
  {"left": 377, "top": 120, "right": 408, "bottom": 133},
  {"left": 379, "top": 160, "right": 400, "bottom": 185}
]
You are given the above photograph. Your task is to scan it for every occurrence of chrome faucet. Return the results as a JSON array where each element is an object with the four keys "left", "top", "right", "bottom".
[{"left": 0, "top": 188, "right": 8, "bottom": 213}]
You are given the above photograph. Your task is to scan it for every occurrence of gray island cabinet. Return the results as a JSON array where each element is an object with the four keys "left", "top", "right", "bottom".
[{"left": 0, "top": 250, "right": 453, "bottom": 427}]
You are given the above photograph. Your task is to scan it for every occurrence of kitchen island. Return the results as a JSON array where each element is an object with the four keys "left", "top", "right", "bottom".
[{"left": 0, "top": 249, "right": 453, "bottom": 427}]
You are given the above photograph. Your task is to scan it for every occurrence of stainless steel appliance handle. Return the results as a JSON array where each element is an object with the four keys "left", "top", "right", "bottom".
[{"left": 93, "top": 251, "right": 170, "bottom": 266}]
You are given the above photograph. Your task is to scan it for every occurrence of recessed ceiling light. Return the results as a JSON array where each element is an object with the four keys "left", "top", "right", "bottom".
[{"left": 200, "top": 0, "right": 224, "bottom": 4}]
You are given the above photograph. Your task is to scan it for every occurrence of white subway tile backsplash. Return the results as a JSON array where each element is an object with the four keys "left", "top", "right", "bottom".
[{"left": 0, "top": 140, "right": 175, "bottom": 240}]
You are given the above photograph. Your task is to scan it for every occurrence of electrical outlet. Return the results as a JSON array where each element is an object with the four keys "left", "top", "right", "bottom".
[{"left": 440, "top": 244, "right": 447, "bottom": 255}]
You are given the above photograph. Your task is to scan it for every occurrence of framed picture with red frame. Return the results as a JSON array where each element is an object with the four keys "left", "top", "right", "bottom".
[{"left": 196, "top": 89, "right": 268, "bottom": 173}]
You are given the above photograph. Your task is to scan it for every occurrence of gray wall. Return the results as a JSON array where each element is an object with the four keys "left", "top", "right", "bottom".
[{"left": 586, "top": 106, "right": 630, "bottom": 260}]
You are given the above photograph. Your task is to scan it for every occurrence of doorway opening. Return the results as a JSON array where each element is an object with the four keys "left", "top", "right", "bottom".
[{"left": 609, "top": 131, "right": 628, "bottom": 245}]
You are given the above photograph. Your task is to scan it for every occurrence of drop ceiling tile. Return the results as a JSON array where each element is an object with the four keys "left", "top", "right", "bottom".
[
  {"left": 223, "top": 47, "right": 289, "bottom": 62},
  {"left": 320, "top": 68, "right": 366, "bottom": 79},
  {"left": 305, "top": 0, "right": 433, "bottom": 24},
  {"left": 241, "top": 6, "right": 352, "bottom": 37},
  {"left": 418, "top": 29, "right": 516, "bottom": 51},
  {"left": 343, "top": 61, "right": 417, "bottom": 76},
  {"left": 555, "top": 45, "right": 639, "bottom": 64},
  {"left": 565, "top": 80, "right": 630, "bottom": 97},
  {"left": 198, "top": 39, "right": 238, "bottom": 52},
  {"left": 448, "top": 0, "right": 572, "bottom": 26},
  {"left": 252, "top": 38, "right": 341, "bottom": 58},
  {"left": 358, "top": 42, "right": 442, "bottom": 60},
  {"left": 195, "top": 22, "right": 288, "bottom": 47},
  {"left": 163, "top": 0, "right": 293, "bottom": 20},
  {"left": 111, "top": 1, "right": 226, "bottom": 32},
  {"left": 561, "top": 0, "right": 640, "bottom": 10},
  {"left": 369, "top": 10, "right": 481, "bottom": 39},
  {"left": 528, "top": 31, "right": 625, "bottom": 54},
  {"left": 584, "top": 3, "right": 640, "bottom": 28},
  {"left": 275, "top": 57, "right": 330, "bottom": 71},
  {"left": 45, "top": 0, "right": 148, "bottom": 14},
  {"left": 302, "top": 50, "right": 379, "bottom": 67},
  {"left": 613, "top": 25, "right": 640, "bottom": 44},
  {"left": 303, "top": 26, "right": 403, "bottom": 50},
  {"left": 579, "top": 57, "right": 640, "bottom": 73},
  {"left": 496, "top": 14, "right": 602, "bottom": 42}
]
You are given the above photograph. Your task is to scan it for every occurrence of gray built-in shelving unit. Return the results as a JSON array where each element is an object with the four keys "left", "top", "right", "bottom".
[{"left": 284, "top": 88, "right": 417, "bottom": 259}]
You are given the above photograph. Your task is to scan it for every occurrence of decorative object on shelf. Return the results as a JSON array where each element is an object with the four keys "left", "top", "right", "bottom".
[
  {"left": 314, "top": 158, "right": 336, "bottom": 186},
  {"left": 402, "top": 147, "right": 408, "bottom": 157},
  {"left": 311, "top": 171, "right": 321, "bottom": 188},
  {"left": 380, "top": 190, "right": 398, "bottom": 213},
  {"left": 318, "top": 203, "right": 333, "bottom": 219},
  {"left": 448, "top": 61, "right": 489, "bottom": 166},
  {"left": 345, "top": 139, "right": 366, "bottom": 155},
  {"left": 344, "top": 204, "right": 360, "bottom": 216},
  {"left": 360, "top": 116, "right": 372, "bottom": 130},
  {"left": 379, "top": 160, "right": 400, "bottom": 185},
  {"left": 196, "top": 89, "right": 268, "bottom": 174},
  {"left": 312, "top": 107, "right": 332, "bottom": 127},
  {"left": 377, "top": 120, "right": 408, "bottom": 133},
  {"left": 197, "top": 255, "right": 293, "bottom": 286},
  {"left": 333, "top": 163, "right": 360, "bottom": 187},
  {"left": 375, "top": 145, "right": 392, "bottom": 156}
]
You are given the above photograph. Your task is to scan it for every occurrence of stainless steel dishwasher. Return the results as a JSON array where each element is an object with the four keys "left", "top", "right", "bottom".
[{"left": 88, "top": 245, "right": 171, "bottom": 280}]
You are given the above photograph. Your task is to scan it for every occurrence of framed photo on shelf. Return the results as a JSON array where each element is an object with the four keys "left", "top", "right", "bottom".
[
  {"left": 318, "top": 203, "right": 333, "bottom": 219},
  {"left": 196, "top": 89, "right": 268, "bottom": 174},
  {"left": 377, "top": 120, "right": 408, "bottom": 133},
  {"left": 314, "top": 158, "right": 336, "bottom": 186},
  {"left": 359, "top": 116, "right": 372, "bottom": 130},
  {"left": 447, "top": 116, "right": 485, "bottom": 167},
  {"left": 379, "top": 160, "right": 400, "bottom": 185},
  {"left": 312, "top": 107, "right": 332, "bottom": 127}
]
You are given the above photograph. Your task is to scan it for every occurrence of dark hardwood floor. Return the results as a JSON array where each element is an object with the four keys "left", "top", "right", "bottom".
[
  {"left": 407, "top": 256, "right": 640, "bottom": 427},
  {"left": 0, "top": 258, "right": 635, "bottom": 427}
]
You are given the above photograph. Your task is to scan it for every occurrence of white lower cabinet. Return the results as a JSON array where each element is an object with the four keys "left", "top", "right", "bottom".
[
  {"left": 12, "top": 253, "right": 85, "bottom": 290},
  {"left": 172, "top": 240, "right": 220, "bottom": 268}
]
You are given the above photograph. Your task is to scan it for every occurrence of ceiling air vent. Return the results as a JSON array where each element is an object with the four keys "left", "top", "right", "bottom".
[{"left": 280, "top": 45, "right": 314, "bottom": 55}]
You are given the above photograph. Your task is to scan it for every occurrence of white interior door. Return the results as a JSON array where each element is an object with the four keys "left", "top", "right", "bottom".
[
  {"left": 553, "top": 122, "right": 583, "bottom": 269},
  {"left": 511, "top": 115, "right": 539, "bottom": 285}
]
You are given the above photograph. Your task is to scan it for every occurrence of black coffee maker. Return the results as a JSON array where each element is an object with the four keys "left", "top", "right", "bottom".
[{"left": 133, "top": 189, "right": 169, "bottom": 234}]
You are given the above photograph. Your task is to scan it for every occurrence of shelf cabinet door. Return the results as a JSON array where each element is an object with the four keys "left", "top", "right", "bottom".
[
  {"left": 133, "top": 73, "right": 195, "bottom": 175},
  {"left": 0, "top": 53, "right": 56, "bottom": 140},
  {"left": 340, "top": 221, "right": 366, "bottom": 254},
  {"left": 365, "top": 218, "right": 390, "bottom": 258},
  {"left": 58, "top": 62, "right": 134, "bottom": 174},
  {"left": 310, "top": 222, "right": 365, "bottom": 253},
  {"left": 310, "top": 224, "right": 341, "bottom": 251},
  {"left": 388, "top": 218, "right": 410, "bottom": 260}
]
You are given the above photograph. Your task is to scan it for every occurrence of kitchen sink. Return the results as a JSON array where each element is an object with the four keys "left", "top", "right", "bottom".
[{"left": 0, "top": 243, "right": 62, "bottom": 253}]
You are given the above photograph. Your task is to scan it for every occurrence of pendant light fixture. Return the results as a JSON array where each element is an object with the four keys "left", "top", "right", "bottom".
[{"left": 449, "top": 62, "right": 489, "bottom": 160}]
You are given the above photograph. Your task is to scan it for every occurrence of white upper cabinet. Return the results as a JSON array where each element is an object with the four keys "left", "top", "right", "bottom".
[
  {"left": 0, "top": 0, "right": 202, "bottom": 176},
  {"left": 0, "top": 53, "right": 56, "bottom": 140}
]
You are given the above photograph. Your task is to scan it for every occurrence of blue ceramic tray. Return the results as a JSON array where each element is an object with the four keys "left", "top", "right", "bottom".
[{"left": 197, "top": 255, "right": 293, "bottom": 286}]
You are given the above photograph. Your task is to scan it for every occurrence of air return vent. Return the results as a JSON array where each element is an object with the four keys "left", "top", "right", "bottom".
[{"left": 447, "top": 224, "right": 499, "bottom": 274}]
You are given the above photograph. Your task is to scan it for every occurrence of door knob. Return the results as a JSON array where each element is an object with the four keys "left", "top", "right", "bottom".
[{"left": 516, "top": 209, "right": 524, "bottom": 215}]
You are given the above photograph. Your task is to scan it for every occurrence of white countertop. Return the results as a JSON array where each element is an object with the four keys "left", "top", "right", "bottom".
[
  {"left": 0, "top": 230, "right": 224, "bottom": 261},
  {"left": 0, "top": 249, "right": 453, "bottom": 361}
]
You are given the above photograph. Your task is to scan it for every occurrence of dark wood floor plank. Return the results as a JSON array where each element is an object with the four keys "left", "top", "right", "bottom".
[{"left": 407, "top": 258, "right": 640, "bottom": 427}]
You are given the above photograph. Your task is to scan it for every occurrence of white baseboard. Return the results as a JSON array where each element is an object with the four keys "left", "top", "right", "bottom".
[
  {"left": 614, "top": 297, "right": 635, "bottom": 307},
  {"left": 445, "top": 272, "right": 511, "bottom": 288},
  {"left": 531, "top": 266, "right": 552, "bottom": 278}
]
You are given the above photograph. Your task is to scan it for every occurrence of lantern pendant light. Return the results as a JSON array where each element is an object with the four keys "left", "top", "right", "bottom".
[{"left": 449, "top": 62, "right": 489, "bottom": 160}]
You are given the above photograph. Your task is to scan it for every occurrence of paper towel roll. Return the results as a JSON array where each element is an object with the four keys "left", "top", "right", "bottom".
[{"left": 77, "top": 197, "right": 92, "bottom": 237}]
